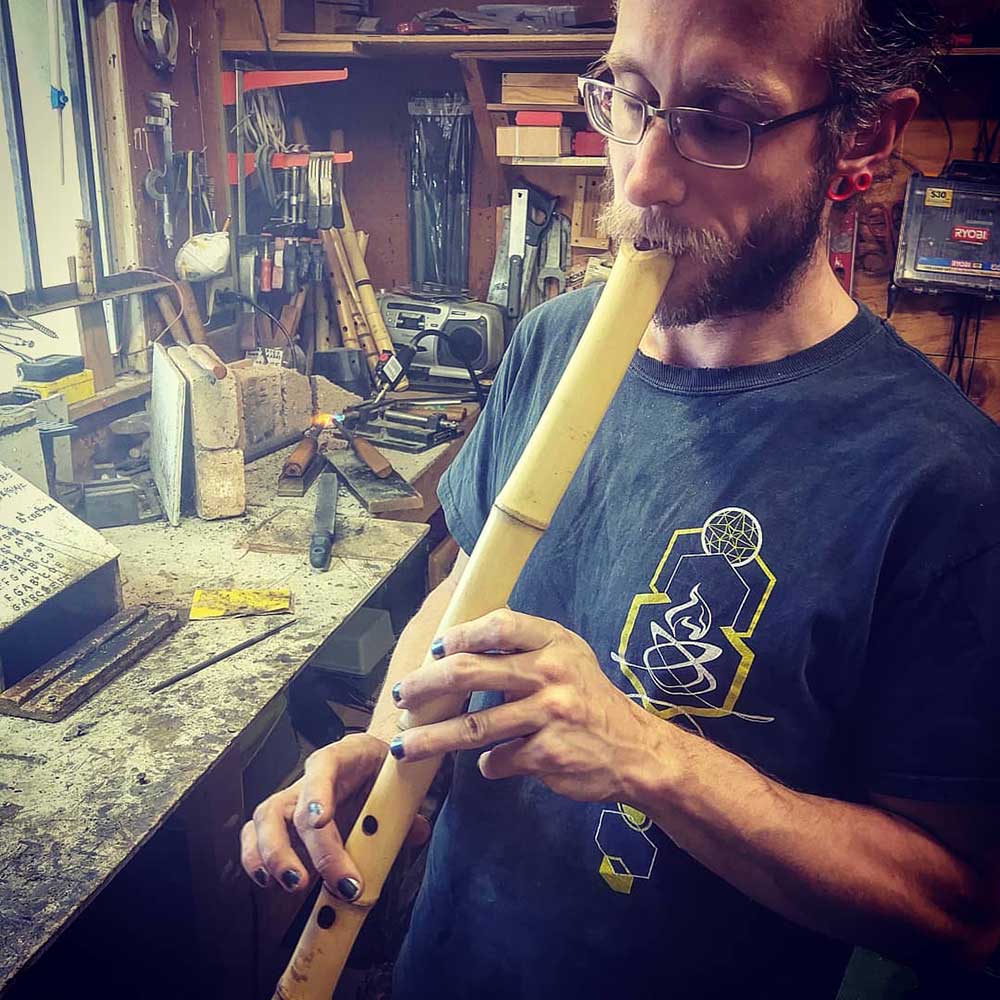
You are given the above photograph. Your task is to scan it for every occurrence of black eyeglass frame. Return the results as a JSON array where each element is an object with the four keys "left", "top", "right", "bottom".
[{"left": 578, "top": 76, "right": 841, "bottom": 170}]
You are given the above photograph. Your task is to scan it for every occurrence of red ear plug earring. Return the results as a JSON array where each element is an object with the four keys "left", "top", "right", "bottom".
[{"left": 827, "top": 171, "right": 873, "bottom": 201}]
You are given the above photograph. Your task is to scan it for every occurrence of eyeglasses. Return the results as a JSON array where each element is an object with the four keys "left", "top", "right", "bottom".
[{"left": 578, "top": 77, "right": 838, "bottom": 170}]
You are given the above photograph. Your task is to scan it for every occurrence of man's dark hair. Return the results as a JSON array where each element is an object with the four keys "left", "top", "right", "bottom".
[{"left": 821, "top": 0, "right": 949, "bottom": 148}]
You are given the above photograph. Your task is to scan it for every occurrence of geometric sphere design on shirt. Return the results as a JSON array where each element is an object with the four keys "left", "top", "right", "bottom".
[{"left": 700, "top": 507, "right": 763, "bottom": 568}]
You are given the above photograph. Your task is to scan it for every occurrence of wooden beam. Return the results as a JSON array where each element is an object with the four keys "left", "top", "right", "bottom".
[{"left": 77, "top": 301, "right": 115, "bottom": 392}]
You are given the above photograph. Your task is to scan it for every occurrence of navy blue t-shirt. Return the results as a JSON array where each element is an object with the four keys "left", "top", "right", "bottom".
[{"left": 394, "top": 285, "right": 1000, "bottom": 999}]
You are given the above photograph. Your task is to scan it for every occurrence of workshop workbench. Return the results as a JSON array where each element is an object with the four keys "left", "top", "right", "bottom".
[{"left": 0, "top": 437, "right": 451, "bottom": 992}]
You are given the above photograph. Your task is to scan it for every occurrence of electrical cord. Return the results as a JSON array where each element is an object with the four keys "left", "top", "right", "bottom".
[
  {"left": 944, "top": 296, "right": 983, "bottom": 397},
  {"left": 244, "top": 89, "right": 288, "bottom": 152},
  {"left": 890, "top": 150, "right": 922, "bottom": 175},
  {"left": 924, "top": 91, "right": 954, "bottom": 174},
  {"left": 125, "top": 266, "right": 188, "bottom": 343},
  {"left": 231, "top": 291, "right": 296, "bottom": 356},
  {"left": 410, "top": 329, "right": 488, "bottom": 407},
  {"left": 967, "top": 300, "right": 983, "bottom": 394}
]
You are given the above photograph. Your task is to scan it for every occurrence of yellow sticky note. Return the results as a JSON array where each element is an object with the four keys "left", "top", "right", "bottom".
[{"left": 190, "top": 587, "right": 294, "bottom": 621}]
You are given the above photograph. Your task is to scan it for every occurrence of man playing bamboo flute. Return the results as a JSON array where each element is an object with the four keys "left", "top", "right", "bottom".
[{"left": 243, "top": 0, "right": 1000, "bottom": 995}]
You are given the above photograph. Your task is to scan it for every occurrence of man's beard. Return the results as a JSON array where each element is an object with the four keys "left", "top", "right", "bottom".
[{"left": 599, "top": 169, "right": 830, "bottom": 328}]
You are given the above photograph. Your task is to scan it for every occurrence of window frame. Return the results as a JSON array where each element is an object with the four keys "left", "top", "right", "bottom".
[{"left": 0, "top": 0, "right": 166, "bottom": 317}]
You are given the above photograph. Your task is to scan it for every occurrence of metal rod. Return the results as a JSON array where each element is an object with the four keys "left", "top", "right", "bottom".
[
  {"left": 0, "top": 0, "right": 44, "bottom": 299},
  {"left": 149, "top": 618, "right": 295, "bottom": 694}
]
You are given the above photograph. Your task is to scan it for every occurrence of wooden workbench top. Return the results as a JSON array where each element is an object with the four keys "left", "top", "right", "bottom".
[{"left": 0, "top": 448, "right": 429, "bottom": 990}]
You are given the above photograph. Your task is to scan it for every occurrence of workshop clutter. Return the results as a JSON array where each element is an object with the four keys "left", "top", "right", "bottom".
[
  {"left": 494, "top": 74, "right": 605, "bottom": 162},
  {"left": 148, "top": 340, "right": 362, "bottom": 526},
  {"left": 488, "top": 182, "right": 572, "bottom": 321}
]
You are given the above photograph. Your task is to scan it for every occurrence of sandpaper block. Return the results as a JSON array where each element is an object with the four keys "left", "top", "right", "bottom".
[{"left": 327, "top": 447, "right": 423, "bottom": 514}]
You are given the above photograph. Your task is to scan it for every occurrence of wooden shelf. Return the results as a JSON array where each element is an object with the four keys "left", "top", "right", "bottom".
[
  {"left": 224, "top": 31, "right": 615, "bottom": 57},
  {"left": 499, "top": 155, "right": 606, "bottom": 168},
  {"left": 487, "top": 103, "right": 586, "bottom": 112}
]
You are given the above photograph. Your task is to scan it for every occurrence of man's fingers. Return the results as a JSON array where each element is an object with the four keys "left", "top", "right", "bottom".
[
  {"left": 432, "top": 609, "right": 557, "bottom": 659},
  {"left": 295, "top": 813, "right": 367, "bottom": 902},
  {"left": 391, "top": 698, "right": 542, "bottom": 763},
  {"left": 240, "top": 820, "right": 271, "bottom": 887},
  {"left": 252, "top": 794, "right": 312, "bottom": 893},
  {"left": 393, "top": 651, "right": 539, "bottom": 711},
  {"left": 292, "top": 737, "right": 389, "bottom": 902},
  {"left": 296, "top": 747, "right": 342, "bottom": 833}
]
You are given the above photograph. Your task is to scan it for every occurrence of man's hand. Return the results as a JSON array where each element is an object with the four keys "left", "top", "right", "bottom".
[
  {"left": 240, "top": 732, "right": 430, "bottom": 900},
  {"left": 390, "top": 609, "right": 660, "bottom": 804}
]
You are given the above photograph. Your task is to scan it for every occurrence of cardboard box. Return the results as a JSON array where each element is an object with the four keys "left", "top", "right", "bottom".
[
  {"left": 501, "top": 72, "right": 580, "bottom": 106},
  {"left": 496, "top": 126, "right": 573, "bottom": 158}
]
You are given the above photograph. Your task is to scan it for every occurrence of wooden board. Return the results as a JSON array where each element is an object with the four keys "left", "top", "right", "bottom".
[
  {"left": 0, "top": 607, "right": 180, "bottom": 722},
  {"left": 149, "top": 342, "right": 187, "bottom": 527},
  {"left": 77, "top": 301, "right": 116, "bottom": 392},
  {"left": 327, "top": 446, "right": 424, "bottom": 514}
]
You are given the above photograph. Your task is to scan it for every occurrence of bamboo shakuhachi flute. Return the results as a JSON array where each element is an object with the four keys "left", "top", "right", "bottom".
[{"left": 272, "top": 241, "right": 675, "bottom": 1000}]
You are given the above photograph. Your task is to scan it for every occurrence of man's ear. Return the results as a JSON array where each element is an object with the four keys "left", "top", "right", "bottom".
[{"left": 836, "top": 87, "right": 921, "bottom": 173}]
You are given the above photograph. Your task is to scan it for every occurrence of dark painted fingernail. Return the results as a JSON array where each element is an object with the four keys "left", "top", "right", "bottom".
[
  {"left": 336, "top": 877, "right": 361, "bottom": 901},
  {"left": 389, "top": 736, "right": 405, "bottom": 760},
  {"left": 308, "top": 801, "right": 323, "bottom": 820},
  {"left": 282, "top": 869, "right": 301, "bottom": 890},
  {"left": 391, "top": 682, "right": 403, "bottom": 704},
  {"left": 254, "top": 868, "right": 269, "bottom": 887},
  {"left": 430, "top": 637, "right": 445, "bottom": 659}
]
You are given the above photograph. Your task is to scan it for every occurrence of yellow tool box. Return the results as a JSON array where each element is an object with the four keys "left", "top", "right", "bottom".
[{"left": 16, "top": 369, "right": 96, "bottom": 405}]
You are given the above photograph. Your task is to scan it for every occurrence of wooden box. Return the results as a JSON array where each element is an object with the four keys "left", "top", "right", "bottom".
[
  {"left": 496, "top": 125, "right": 573, "bottom": 158},
  {"left": 501, "top": 72, "right": 580, "bottom": 106}
]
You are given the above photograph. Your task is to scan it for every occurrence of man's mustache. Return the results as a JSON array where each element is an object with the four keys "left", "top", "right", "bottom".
[{"left": 598, "top": 201, "right": 738, "bottom": 266}]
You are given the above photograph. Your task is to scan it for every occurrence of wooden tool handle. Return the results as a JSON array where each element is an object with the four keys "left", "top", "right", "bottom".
[
  {"left": 282, "top": 436, "right": 318, "bottom": 479},
  {"left": 153, "top": 290, "right": 191, "bottom": 347},
  {"left": 176, "top": 280, "right": 209, "bottom": 345},
  {"left": 271, "top": 243, "right": 675, "bottom": 999},
  {"left": 351, "top": 434, "right": 392, "bottom": 479}
]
